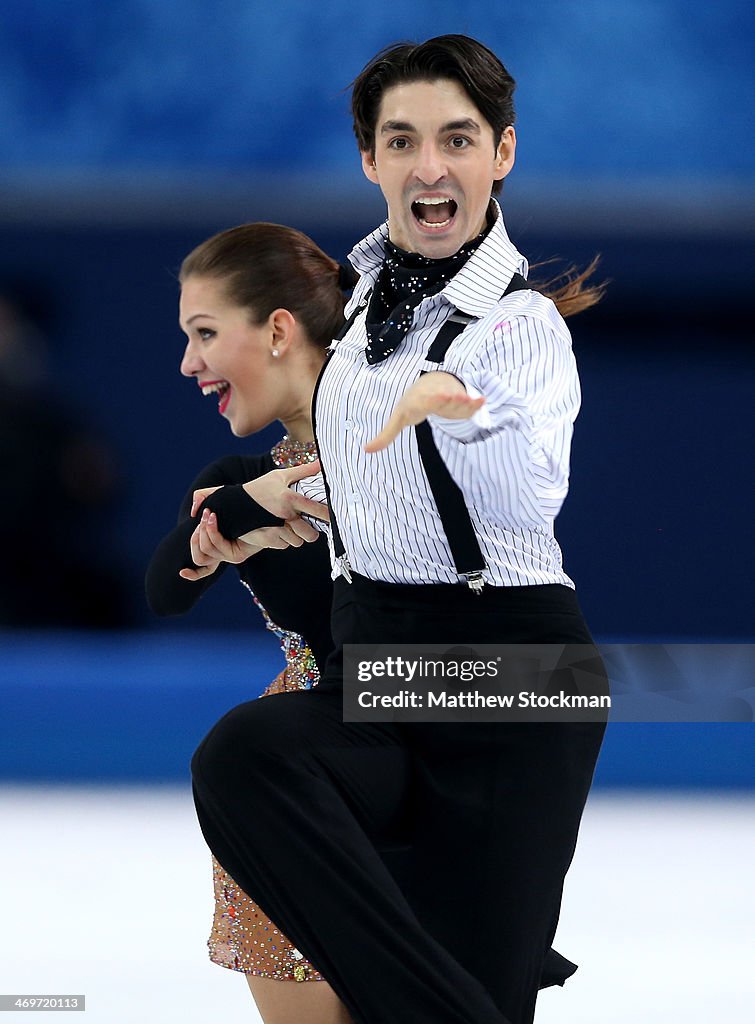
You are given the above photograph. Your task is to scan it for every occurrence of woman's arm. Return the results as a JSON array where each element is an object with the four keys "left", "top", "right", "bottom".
[{"left": 145, "top": 454, "right": 275, "bottom": 616}]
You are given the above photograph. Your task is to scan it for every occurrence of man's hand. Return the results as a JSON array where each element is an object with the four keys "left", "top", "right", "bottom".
[{"left": 364, "top": 372, "right": 485, "bottom": 453}]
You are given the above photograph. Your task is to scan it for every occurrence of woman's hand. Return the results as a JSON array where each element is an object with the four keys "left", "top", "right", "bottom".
[
  {"left": 364, "top": 372, "right": 485, "bottom": 453},
  {"left": 179, "top": 509, "right": 256, "bottom": 581},
  {"left": 190, "top": 484, "right": 222, "bottom": 518},
  {"left": 179, "top": 509, "right": 314, "bottom": 581},
  {"left": 180, "top": 461, "right": 327, "bottom": 584}
]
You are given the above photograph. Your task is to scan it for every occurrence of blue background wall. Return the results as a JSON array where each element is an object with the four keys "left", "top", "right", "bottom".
[
  {"left": 1, "top": 1, "right": 753, "bottom": 785},
  {"left": 2, "top": 1, "right": 753, "bottom": 177}
]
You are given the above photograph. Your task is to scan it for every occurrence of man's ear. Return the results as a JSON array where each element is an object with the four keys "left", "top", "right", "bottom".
[
  {"left": 493, "top": 126, "right": 516, "bottom": 183},
  {"left": 361, "top": 150, "right": 380, "bottom": 185}
]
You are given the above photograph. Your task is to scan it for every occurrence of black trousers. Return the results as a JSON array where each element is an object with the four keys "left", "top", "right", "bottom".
[{"left": 192, "top": 578, "right": 605, "bottom": 1024}]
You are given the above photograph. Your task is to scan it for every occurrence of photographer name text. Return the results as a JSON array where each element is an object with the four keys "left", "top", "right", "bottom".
[{"left": 357, "top": 690, "right": 611, "bottom": 710}]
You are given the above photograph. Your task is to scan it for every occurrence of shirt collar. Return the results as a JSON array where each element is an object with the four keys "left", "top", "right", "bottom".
[{"left": 347, "top": 200, "right": 528, "bottom": 318}]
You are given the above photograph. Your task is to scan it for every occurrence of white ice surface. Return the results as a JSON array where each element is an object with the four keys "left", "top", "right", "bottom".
[{"left": 0, "top": 786, "right": 753, "bottom": 1023}]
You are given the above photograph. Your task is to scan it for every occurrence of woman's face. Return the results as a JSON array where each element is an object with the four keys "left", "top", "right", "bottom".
[{"left": 179, "top": 276, "right": 281, "bottom": 437}]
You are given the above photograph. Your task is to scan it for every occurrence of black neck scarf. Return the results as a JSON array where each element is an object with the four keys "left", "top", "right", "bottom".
[{"left": 364, "top": 220, "right": 491, "bottom": 365}]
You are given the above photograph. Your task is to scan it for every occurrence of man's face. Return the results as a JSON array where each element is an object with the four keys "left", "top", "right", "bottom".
[{"left": 362, "top": 78, "right": 515, "bottom": 258}]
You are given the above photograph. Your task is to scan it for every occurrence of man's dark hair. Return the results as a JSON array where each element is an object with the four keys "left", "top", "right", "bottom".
[{"left": 350, "top": 34, "right": 516, "bottom": 196}]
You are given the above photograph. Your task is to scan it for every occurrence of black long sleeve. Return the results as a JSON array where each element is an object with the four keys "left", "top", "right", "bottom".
[
  {"left": 195, "top": 481, "right": 281, "bottom": 538},
  {"left": 145, "top": 452, "right": 334, "bottom": 668},
  {"left": 145, "top": 454, "right": 275, "bottom": 617}
]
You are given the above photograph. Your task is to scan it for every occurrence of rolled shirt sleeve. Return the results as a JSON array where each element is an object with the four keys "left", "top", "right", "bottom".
[
  {"left": 427, "top": 306, "right": 580, "bottom": 527},
  {"left": 292, "top": 469, "right": 330, "bottom": 534}
]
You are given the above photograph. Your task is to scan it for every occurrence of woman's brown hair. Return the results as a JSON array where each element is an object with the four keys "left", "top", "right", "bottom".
[
  {"left": 530, "top": 256, "right": 607, "bottom": 318},
  {"left": 180, "top": 223, "right": 346, "bottom": 347}
]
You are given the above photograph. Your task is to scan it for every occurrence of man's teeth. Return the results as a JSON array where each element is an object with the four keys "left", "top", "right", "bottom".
[
  {"left": 413, "top": 197, "right": 456, "bottom": 228},
  {"left": 417, "top": 216, "right": 453, "bottom": 227}
]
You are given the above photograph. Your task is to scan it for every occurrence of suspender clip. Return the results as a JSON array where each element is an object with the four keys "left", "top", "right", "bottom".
[
  {"left": 337, "top": 554, "right": 353, "bottom": 584},
  {"left": 463, "top": 571, "right": 485, "bottom": 595}
]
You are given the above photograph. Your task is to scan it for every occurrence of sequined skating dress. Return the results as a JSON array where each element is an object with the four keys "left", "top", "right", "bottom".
[
  {"left": 146, "top": 437, "right": 329, "bottom": 982},
  {"left": 208, "top": 587, "right": 325, "bottom": 982}
]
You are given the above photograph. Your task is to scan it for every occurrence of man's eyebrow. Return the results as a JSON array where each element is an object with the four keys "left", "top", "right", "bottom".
[
  {"left": 379, "top": 118, "right": 482, "bottom": 135},
  {"left": 441, "top": 118, "right": 481, "bottom": 134},
  {"left": 380, "top": 120, "right": 415, "bottom": 134}
]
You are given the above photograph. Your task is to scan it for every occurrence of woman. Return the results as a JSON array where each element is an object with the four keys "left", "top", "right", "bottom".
[{"left": 146, "top": 222, "right": 353, "bottom": 1024}]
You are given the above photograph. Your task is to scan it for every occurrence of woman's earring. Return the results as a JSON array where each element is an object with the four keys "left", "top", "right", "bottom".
[{"left": 272, "top": 349, "right": 280, "bottom": 358}]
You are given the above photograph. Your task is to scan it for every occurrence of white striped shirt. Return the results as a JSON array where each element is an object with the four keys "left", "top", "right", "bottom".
[{"left": 300, "top": 202, "right": 579, "bottom": 589}]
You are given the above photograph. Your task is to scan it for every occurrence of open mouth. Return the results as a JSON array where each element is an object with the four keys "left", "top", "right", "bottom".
[
  {"left": 411, "top": 196, "right": 458, "bottom": 230},
  {"left": 200, "top": 380, "right": 232, "bottom": 414}
]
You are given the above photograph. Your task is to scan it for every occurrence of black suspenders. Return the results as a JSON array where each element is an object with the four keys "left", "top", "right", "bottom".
[
  {"left": 414, "top": 272, "right": 529, "bottom": 592},
  {"left": 414, "top": 314, "right": 486, "bottom": 591},
  {"left": 314, "top": 272, "right": 530, "bottom": 591},
  {"left": 311, "top": 294, "right": 372, "bottom": 582}
]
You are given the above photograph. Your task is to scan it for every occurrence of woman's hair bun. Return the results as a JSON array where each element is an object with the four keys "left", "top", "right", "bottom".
[{"left": 337, "top": 263, "right": 359, "bottom": 291}]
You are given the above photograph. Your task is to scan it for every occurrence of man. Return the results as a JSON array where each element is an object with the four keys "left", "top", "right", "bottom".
[{"left": 191, "top": 35, "right": 605, "bottom": 1024}]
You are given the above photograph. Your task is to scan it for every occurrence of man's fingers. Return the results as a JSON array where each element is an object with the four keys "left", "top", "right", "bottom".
[
  {"left": 364, "top": 430, "right": 392, "bottom": 454},
  {"left": 239, "top": 526, "right": 290, "bottom": 551},
  {"left": 364, "top": 416, "right": 402, "bottom": 453},
  {"left": 286, "top": 516, "right": 320, "bottom": 542},
  {"left": 365, "top": 393, "right": 486, "bottom": 453},
  {"left": 278, "top": 524, "right": 304, "bottom": 548},
  {"left": 263, "top": 533, "right": 291, "bottom": 550},
  {"left": 262, "top": 534, "right": 290, "bottom": 550},
  {"left": 440, "top": 395, "right": 486, "bottom": 416},
  {"left": 291, "top": 495, "right": 330, "bottom": 522}
]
